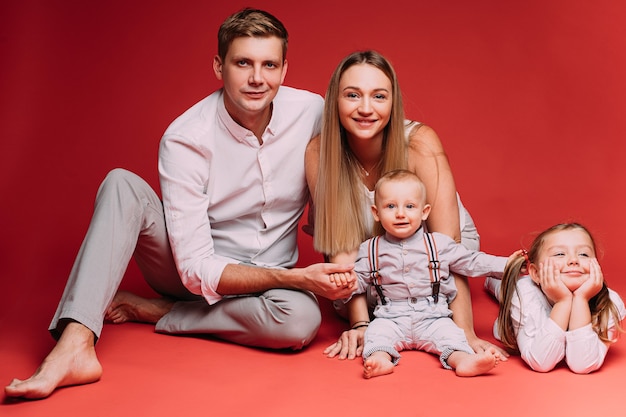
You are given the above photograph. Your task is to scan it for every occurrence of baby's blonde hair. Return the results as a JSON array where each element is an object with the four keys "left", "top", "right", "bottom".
[{"left": 374, "top": 169, "right": 427, "bottom": 207}]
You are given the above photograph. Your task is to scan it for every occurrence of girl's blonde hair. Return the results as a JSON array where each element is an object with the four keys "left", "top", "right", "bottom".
[
  {"left": 497, "top": 223, "right": 623, "bottom": 352},
  {"left": 314, "top": 50, "right": 407, "bottom": 256}
]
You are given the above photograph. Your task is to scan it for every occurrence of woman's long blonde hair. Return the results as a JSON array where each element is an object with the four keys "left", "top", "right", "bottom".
[
  {"left": 314, "top": 51, "right": 407, "bottom": 256},
  {"left": 497, "top": 223, "right": 623, "bottom": 352}
]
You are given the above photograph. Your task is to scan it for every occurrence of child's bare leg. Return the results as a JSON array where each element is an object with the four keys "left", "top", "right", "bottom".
[
  {"left": 448, "top": 347, "right": 500, "bottom": 377},
  {"left": 4, "top": 322, "right": 102, "bottom": 399},
  {"left": 363, "top": 351, "right": 395, "bottom": 379},
  {"left": 105, "top": 290, "right": 174, "bottom": 324}
]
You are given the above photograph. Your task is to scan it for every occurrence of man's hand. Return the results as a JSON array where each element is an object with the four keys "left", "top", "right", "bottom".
[{"left": 300, "top": 263, "right": 355, "bottom": 300}]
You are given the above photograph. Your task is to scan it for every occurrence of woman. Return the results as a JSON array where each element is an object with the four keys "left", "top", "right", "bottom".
[{"left": 305, "top": 50, "right": 501, "bottom": 360}]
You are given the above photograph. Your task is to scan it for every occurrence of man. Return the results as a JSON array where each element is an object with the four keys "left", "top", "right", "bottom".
[{"left": 5, "top": 8, "right": 353, "bottom": 399}]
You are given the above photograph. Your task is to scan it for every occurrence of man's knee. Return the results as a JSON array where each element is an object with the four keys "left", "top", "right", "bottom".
[
  {"left": 99, "top": 168, "right": 140, "bottom": 194},
  {"left": 265, "top": 290, "right": 321, "bottom": 350},
  {"left": 96, "top": 168, "right": 155, "bottom": 207}
]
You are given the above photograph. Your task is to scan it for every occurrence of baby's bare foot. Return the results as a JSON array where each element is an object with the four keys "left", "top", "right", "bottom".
[
  {"left": 454, "top": 347, "right": 499, "bottom": 377},
  {"left": 363, "top": 352, "right": 395, "bottom": 379}
]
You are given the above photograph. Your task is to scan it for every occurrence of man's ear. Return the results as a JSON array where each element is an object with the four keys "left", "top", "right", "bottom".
[
  {"left": 280, "top": 59, "right": 288, "bottom": 84},
  {"left": 213, "top": 55, "right": 223, "bottom": 80}
]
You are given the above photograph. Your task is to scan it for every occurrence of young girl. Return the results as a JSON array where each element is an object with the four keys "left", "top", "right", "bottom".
[{"left": 488, "top": 223, "right": 625, "bottom": 374}]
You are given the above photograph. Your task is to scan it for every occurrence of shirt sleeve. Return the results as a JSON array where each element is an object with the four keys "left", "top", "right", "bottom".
[
  {"left": 344, "top": 241, "right": 371, "bottom": 302},
  {"left": 435, "top": 233, "right": 508, "bottom": 278},
  {"left": 159, "top": 133, "right": 238, "bottom": 305},
  {"left": 564, "top": 324, "right": 608, "bottom": 374},
  {"left": 512, "top": 280, "right": 566, "bottom": 372},
  {"left": 564, "top": 288, "right": 626, "bottom": 373}
]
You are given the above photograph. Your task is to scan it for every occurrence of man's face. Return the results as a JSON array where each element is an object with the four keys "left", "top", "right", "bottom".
[{"left": 213, "top": 36, "right": 287, "bottom": 127}]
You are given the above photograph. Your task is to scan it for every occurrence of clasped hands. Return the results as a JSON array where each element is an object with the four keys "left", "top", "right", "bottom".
[{"left": 329, "top": 271, "right": 357, "bottom": 290}]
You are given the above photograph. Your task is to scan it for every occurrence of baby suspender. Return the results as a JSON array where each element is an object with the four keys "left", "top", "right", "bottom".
[
  {"left": 367, "top": 233, "right": 442, "bottom": 305},
  {"left": 423, "top": 232, "right": 441, "bottom": 303},
  {"left": 367, "top": 236, "right": 387, "bottom": 305}
]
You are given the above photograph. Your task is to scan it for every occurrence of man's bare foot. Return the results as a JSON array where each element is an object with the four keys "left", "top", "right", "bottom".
[
  {"left": 4, "top": 322, "right": 102, "bottom": 399},
  {"left": 363, "top": 351, "right": 395, "bottom": 379},
  {"left": 105, "top": 291, "right": 174, "bottom": 324},
  {"left": 452, "top": 347, "right": 500, "bottom": 377}
]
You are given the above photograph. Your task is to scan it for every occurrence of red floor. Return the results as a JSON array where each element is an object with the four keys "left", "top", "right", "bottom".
[
  {"left": 2, "top": 1, "right": 626, "bottom": 416},
  {"left": 2, "top": 228, "right": 626, "bottom": 416}
]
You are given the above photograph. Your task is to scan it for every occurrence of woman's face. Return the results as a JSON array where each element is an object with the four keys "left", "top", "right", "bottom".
[{"left": 337, "top": 63, "right": 392, "bottom": 144}]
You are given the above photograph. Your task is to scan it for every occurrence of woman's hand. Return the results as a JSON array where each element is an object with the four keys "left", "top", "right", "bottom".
[
  {"left": 466, "top": 334, "right": 509, "bottom": 359},
  {"left": 323, "top": 327, "right": 366, "bottom": 360}
]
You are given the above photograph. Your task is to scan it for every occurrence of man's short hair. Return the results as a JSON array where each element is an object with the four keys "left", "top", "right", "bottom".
[{"left": 218, "top": 8, "right": 288, "bottom": 61}]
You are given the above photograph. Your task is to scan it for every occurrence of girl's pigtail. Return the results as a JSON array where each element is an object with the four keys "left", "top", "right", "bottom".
[
  {"left": 590, "top": 282, "right": 624, "bottom": 343},
  {"left": 496, "top": 251, "right": 528, "bottom": 352}
]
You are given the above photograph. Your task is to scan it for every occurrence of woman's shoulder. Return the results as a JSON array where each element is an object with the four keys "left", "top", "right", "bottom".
[
  {"left": 305, "top": 135, "right": 321, "bottom": 156},
  {"left": 406, "top": 121, "right": 444, "bottom": 152}
]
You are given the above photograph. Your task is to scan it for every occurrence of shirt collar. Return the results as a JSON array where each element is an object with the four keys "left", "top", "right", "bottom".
[
  {"left": 384, "top": 224, "right": 425, "bottom": 244},
  {"left": 215, "top": 89, "right": 278, "bottom": 145}
]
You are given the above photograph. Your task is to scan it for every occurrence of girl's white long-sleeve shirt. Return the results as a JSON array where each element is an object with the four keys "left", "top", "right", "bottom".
[{"left": 494, "top": 275, "right": 625, "bottom": 373}]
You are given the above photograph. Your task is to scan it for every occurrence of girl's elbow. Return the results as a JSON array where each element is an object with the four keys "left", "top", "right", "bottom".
[
  {"left": 523, "top": 354, "right": 557, "bottom": 373},
  {"left": 528, "top": 362, "right": 556, "bottom": 373},
  {"left": 566, "top": 359, "right": 603, "bottom": 374}
]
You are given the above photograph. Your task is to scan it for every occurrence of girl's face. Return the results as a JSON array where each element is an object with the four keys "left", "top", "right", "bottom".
[
  {"left": 337, "top": 63, "right": 392, "bottom": 145},
  {"left": 531, "top": 229, "right": 596, "bottom": 292}
]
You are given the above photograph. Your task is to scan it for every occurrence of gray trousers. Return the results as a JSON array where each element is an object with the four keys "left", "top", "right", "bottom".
[
  {"left": 363, "top": 299, "right": 474, "bottom": 369},
  {"left": 49, "top": 169, "right": 321, "bottom": 350}
]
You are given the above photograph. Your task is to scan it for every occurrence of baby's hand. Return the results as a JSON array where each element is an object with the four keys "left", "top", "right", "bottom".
[
  {"left": 505, "top": 249, "right": 529, "bottom": 274},
  {"left": 329, "top": 272, "right": 356, "bottom": 289}
]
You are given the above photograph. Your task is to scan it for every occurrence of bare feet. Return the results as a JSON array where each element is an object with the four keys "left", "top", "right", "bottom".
[
  {"left": 363, "top": 351, "right": 395, "bottom": 379},
  {"left": 105, "top": 291, "right": 174, "bottom": 324},
  {"left": 451, "top": 347, "right": 501, "bottom": 377},
  {"left": 4, "top": 322, "right": 102, "bottom": 399}
]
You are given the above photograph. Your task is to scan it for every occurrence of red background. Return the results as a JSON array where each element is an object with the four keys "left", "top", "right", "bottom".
[{"left": 1, "top": 1, "right": 625, "bottom": 416}]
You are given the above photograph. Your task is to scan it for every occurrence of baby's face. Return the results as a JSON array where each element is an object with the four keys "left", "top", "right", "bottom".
[{"left": 373, "top": 179, "right": 429, "bottom": 240}]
